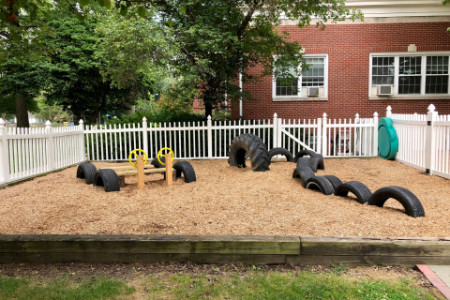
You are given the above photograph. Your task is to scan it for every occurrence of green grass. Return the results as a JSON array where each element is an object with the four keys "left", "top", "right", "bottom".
[
  {"left": 0, "top": 275, "right": 135, "bottom": 300},
  {"left": 0, "top": 269, "right": 440, "bottom": 300},
  {"left": 140, "top": 270, "right": 438, "bottom": 300}
]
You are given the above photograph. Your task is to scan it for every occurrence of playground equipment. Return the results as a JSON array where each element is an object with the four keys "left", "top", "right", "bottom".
[{"left": 77, "top": 148, "right": 196, "bottom": 192}]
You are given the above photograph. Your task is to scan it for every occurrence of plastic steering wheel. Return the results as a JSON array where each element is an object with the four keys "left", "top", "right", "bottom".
[
  {"left": 128, "top": 149, "right": 148, "bottom": 168},
  {"left": 157, "top": 147, "right": 175, "bottom": 166}
]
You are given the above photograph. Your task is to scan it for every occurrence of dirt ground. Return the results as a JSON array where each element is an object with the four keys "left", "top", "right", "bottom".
[{"left": 0, "top": 158, "right": 449, "bottom": 237}]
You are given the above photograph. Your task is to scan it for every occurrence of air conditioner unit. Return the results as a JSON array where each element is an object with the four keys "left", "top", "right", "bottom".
[
  {"left": 307, "top": 87, "right": 319, "bottom": 97},
  {"left": 377, "top": 85, "right": 393, "bottom": 96}
]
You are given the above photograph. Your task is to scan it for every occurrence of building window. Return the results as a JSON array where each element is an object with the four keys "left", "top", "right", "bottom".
[
  {"left": 426, "top": 56, "right": 449, "bottom": 94},
  {"left": 273, "top": 54, "right": 328, "bottom": 99},
  {"left": 370, "top": 53, "right": 450, "bottom": 97},
  {"left": 302, "top": 57, "right": 325, "bottom": 87}
]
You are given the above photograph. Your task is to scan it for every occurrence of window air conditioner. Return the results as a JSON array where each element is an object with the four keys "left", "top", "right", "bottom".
[
  {"left": 307, "top": 87, "right": 319, "bottom": 97},
  {"left": 377, "top": 85, "right": 393, "bottom": 96}
]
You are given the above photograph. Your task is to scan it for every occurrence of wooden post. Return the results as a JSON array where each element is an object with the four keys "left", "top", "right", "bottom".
[
  {"left": 165, "top": 153, "right": 173, "bottom": 186},
  {"left": 137, "top": 155, "right": 145, "bottom": 190}
]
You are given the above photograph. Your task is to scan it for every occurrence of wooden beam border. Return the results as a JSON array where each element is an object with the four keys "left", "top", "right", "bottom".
[{"left": 0, "top": 235, "right": 449, "bottom": 266}]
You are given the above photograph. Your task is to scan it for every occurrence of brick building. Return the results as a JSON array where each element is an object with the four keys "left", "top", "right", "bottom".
[{"left": 230, "top": 0, "right": 450, "bottom": 120}]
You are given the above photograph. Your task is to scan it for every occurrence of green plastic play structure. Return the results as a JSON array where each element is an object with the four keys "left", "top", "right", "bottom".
[{"left": 378, "top": 117, "right": 398, "bottom": 160}]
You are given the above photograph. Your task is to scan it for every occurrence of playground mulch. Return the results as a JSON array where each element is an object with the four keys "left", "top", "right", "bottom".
[{"left": 0, "top": 158, "right": 448, "bottom": 237}]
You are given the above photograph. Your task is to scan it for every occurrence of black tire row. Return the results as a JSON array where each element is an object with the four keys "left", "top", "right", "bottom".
[
  {"left": 288, "top": 148, "right": 425, "bottom": 218},
  {"left": 76, "top": 161, "right": 196, "bottom": 192}
]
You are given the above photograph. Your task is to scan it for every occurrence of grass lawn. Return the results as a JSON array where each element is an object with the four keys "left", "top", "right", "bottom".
[{"left": 0, "top": 264, "right": 443, "bottom": 300}]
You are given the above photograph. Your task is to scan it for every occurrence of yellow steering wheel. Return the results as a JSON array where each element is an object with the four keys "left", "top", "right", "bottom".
[
  {"left": 157, "top": 147, "right": 175, "bottom": 166},
  {"left": 128, "top": 149, "right": 148, "bottom": 168}
]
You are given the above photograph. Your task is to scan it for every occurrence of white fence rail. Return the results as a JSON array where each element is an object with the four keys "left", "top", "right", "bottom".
[
  {"left": 83, "top": 113, "right": 379, "bottom": 162},
  {"left": 389, "top": 105, "right": 450, "bottom": 179},
  {"left": 0, "top": 120, "right": 85, "bottom": 184}
]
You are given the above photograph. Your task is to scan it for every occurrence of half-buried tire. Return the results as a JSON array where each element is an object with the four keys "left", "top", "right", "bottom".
[
  {"left": 296, "top": 157, "right": 311, "bottom": 169},
  {"left": 368, "top": 186, "right": 425, "bottom": 218},
  {"left": 305, "top": 176, "right": 335, "bottom": 195},
  {"left": 76, "top": 162, "right": 97, "bottom": 184},
  {"left": 151, "top": 157, "right": 165, "bottom": 168},
  {"left": 268, "top": 147, "right": 294, "bottom": 163},
  {"left": 323, "top": 175, "right": 343, "bottom": 191},
  {"left": 294, "top": 150, "right": 318, "bottom": 161},
  {"left": 173, "top": 161, "right": 197, "bottom": 183},
  {"left": 94, "top": 169, "right": 121, "bottom": 192},
  {"left": 292, "top": 167, "right": 315, "bottom": 188},
  {"left": 228, "top": 134, "right": 270, "bottom": 171},
  {"left": 309, "top": 155, "right": 325, "bottom": 172},
  {"left": 335, "top": 181, "right": 372, "bottom": 204}
]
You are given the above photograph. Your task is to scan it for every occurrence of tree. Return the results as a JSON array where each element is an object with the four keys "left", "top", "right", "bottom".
[
  {"left": 0, "top": 0, "right": 53, "bottom": 127},
  {"left": 111, "top": 0, "right": 363, "bottom": 117},
  {"left": 42, "top": 6, "right": 146, "bottom": 124}
]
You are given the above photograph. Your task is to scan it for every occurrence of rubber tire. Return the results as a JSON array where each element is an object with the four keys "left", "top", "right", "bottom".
[
  {"left": 94, "top": 169, "right": 121, "bottom": 192},
  {"left": 305, "top": 176, "right": 335, "bottom": 195},
  {"left": 228, "top": 134, "right": 270, "bottom": 171},
  {"left": 296, "top": 157, "right": 310, "bottom": 169},
  {"left": 268, "top": 147, "right": 294, "bottom": 162},
  {"left": 309, "top": 155, "right": 325, "bottom": 172},
  {"left": 323, "top": 175, "right": 343, "bottom": 191},
  {"left": 173, "top": 161, "right": 197, "bottom": 183},
  {"left": 294, "top": 150, "right": 318, "bottom": 161},
  {"left": 292, "top": 167, "right": 315, "bottom": 187},
  {"left": 368, "top": 186, "right": 425, "bottom": 218},
  {"left": 335, "top": 181, "right": 372, "bottom": 204},
  {"left": 76, "top": 162, "right": 97, "bottom": 184},
  {"left": 151, "top": 157, "right": 165, "bottom": 168}
]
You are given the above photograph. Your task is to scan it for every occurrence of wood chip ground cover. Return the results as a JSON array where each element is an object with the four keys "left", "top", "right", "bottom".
[{"left": 0, "top": 158, "right": 448, "bottom": 237}]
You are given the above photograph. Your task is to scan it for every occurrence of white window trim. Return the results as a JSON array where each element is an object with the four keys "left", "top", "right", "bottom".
[
  {"left": 369, "top": 51, "right": 450, "bottom": 100},
  {"left": 273, "top": 54, "right": 328, "bottom": 101}
]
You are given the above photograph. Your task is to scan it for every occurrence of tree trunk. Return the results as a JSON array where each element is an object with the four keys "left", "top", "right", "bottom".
[
  {"left": 204, "top": 102, "right": 213, "bottom": 119},
  {"left": 15, "top": 93, "right": 29, "bottom": 128}
]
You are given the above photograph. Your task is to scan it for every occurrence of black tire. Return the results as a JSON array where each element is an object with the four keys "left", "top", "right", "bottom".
[
  {"left": 368, "top": 186, "right": 425, "bottom": 218},
  {"left": 292, "top": 167, "right": 315, "bottom": 188},
  {"left": 294, "top": 150, "right": 318, "bottom": 161},
  {"left": 76, "top": 162, "right": 97, "bottom": 184},
  {"left": 335, "top": 181, "right": 372, "bottom": 204},
  {"left": 296, "top": 157, "right": 310, "bottom": 169},
  {"left": 305, "top": 176, "right": 335, "bottom": 195},
  {"left": 323, "top": 175, "right": 343, "bottom": 191},
  {"left": 94, "top": 169, "right": 121, "bottom": 192},
  {"left": 173, "top": 161, "right": 197, "bottom": 183},
  {"left": 309, "top": 155, "right": 325, "bottom": 172},
  {"left": 151, "top": 157, "right": 165, "bottom": 168},
  {"left": 268, "top": 147, "right": 294, "bottom": 162},
  {"left": 228, "top": 134, "right": 270, "bottom": 171}
]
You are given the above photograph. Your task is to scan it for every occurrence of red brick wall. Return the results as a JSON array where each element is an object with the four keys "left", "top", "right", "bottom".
[{"left": 232, "top": 22, "right": 450, "bottom": 120}]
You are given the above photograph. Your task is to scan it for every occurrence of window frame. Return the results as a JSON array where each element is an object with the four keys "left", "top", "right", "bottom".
[
  {"left": 369, "top": 52, "right": 450, "bottom": 99},
  {"left": 273, "top": 54, "right": 328, "bottom": 101}
]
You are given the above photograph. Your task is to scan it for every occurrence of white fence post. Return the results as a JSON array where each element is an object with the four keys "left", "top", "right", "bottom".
[
  {"left": 317, "top": 117, "right": 322, "bottom": 155},
  {"left": 142, "top": 117, "right": 148, "bottom": 155},
  {"left": 0, "top": 119, "right": 9, "bottom": 182},
  {"left": 79, "top": 119, "right": 86, "bottom": 162},
  {"left": 373, "top": 112, "right": 379, "bottom": 156},
  {"left": 272, "top": 113, "right": 278, "bottom": 149},
  {"left": 322, "top": 113, "right": 328, "bottom": 156},
  {"left": 207, "top": 115, "right": 213, "bottom": 158},
  {"left": 277, "top": 117, "right": 283, "bottom": 148},
  {"left": 386, "top": 105, "right": 392, "bottom": 118},
  {"left": 425, "top": 104, "right": 437, "bottom": 175},
  {"left": 46, "top": 120, "right": 55, "bottom": 171}
]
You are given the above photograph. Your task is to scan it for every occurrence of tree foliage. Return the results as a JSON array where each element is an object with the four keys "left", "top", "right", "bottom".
[{"left": 113, "top": 0, "right": 363, "bottom": 117}]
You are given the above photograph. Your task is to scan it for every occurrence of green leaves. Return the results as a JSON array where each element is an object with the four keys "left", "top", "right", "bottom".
[{"left": 137, "top": 6, "right": 147, "bottom": 17}]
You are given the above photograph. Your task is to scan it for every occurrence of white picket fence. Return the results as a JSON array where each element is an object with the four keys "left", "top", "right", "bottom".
[
  {"left": 0, "top": 120, "right": 85, "bottom": 184},
  {"left": 389, "top": 105, "right": 450, "bottom": 179},
  {"left": 83, "top": 113, "right": 379, "bottom": 162},
  {"left": 0, "top": 112, "right": 379, "bottom": 184}
]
